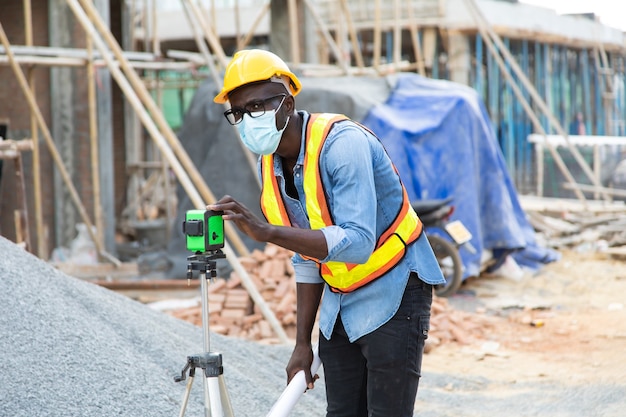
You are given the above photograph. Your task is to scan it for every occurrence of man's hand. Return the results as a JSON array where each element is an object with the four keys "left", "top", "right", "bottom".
[
  {"left": 208, "top": 195, "right": 329, "bottom": 260},
  {"left": 286, "top": 343, "right": 318, "bottom": 390},
  {"left": 208, "top": 195, "right": 271, "bottom": 242}
]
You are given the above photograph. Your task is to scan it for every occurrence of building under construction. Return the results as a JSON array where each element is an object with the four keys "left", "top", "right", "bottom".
[{"left": 1, "top": 0, "right": 625, "bottom": 266}]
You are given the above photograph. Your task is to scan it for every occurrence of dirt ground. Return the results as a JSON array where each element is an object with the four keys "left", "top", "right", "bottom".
[{"left": 417, "top": 249, "right": 626, "bottom": 416}]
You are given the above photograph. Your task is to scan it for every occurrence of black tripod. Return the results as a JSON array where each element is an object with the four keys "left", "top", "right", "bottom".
[{"left": 175, "top": 250, "right": 235, "bottom": 417}]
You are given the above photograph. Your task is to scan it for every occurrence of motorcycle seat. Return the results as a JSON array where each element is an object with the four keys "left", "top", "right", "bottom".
[{"left": 411, "top": 196, "right": 454, "bottom": 216}]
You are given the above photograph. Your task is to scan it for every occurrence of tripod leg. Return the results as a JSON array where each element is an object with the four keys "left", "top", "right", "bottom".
[
  {"left": 207, "top": 377, "right": 224, "bottom": 417},
  {"left": 178, "top": 373, "right": 195, "bottom": 417},
  {"left": 218, "top": 375, "right": 235, "bottom": 417},
  {"left": 202, "top": 377, "right": 211, "bottom": 417}
]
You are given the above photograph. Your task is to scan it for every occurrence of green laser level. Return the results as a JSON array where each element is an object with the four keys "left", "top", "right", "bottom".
[{"left": 182, "top": 210, "right": 225, "bottom": 252}]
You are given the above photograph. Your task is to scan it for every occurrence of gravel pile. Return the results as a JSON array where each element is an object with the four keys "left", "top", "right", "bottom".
[{"left": 0, "top": 237, "right": 325, "bottom": 417}]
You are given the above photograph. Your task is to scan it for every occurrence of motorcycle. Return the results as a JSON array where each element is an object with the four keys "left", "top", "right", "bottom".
[{"left": 412, "top": 197, "right": 476, "bottom": 297}]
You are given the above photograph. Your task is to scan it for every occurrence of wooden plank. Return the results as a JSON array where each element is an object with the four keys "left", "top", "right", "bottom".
[
  {"left": 0, "top": 139, "right": 33, "bottom": 152},
  {"left": 562, "top": 183, "right": 626, "bottom": 198},
  {"left": 53, "top": 262, "right": 140, "bottom": 279},
  {"left": 518, "top": 195, "right": 626, "bottom": 213},
  {"left": 528, "top": 134, "right": 626, "bottom": 147},
  {"left": 526, "top": 211, "right": 579, "bottom": 236},
  {"left": 0, "top": 44, "right": 157, "bottom": 60},
  {"left": 24, "top": 0, "right": 45, "bottom": 259},
  {"left": 0, "top": 55, "right": 198, "bottom": 70},
  {"left": 604, "top": 246, "right": 626, "bottom": 256},
  {"left": 95, "top": 278, "right": 201, "bottom": 290}
]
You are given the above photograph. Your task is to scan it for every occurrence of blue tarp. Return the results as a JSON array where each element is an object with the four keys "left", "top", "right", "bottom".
[{"left": 362, "top": 73, "right": 559, "bottom": 278}]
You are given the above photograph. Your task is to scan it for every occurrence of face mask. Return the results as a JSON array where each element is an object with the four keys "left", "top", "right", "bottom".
[{"left": 237, "top": 98, "right": 290, "bottom": 155}]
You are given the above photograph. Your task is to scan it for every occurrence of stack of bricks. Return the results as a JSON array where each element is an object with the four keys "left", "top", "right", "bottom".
[
  {"left": 169, "top": 243, "right": 298, "bottom": 343},
  {"left": 169, "top": 243, "right": 501, "bottom": 349}
]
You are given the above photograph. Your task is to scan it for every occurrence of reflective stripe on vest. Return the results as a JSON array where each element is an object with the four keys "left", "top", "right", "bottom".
[{"left": 260, "top": 113, "right": 423, "bottom": 293}]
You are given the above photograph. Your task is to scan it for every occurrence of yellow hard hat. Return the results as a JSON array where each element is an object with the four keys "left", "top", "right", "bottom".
[{"left": 214, "top": 49, "right": 302, "bottom": 104}]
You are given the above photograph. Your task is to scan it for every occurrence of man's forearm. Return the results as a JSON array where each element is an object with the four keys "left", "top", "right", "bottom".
[
  {"left": 295, "top": 282, "right": 324, "bottom": 345},
  {"left": 266, "top": 225, "right": 329, "bottom": 260}
]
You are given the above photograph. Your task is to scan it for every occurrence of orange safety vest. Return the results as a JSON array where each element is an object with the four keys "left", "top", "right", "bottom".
[{"left": 260, "top": 113, "right": 423, "bottom": 293}]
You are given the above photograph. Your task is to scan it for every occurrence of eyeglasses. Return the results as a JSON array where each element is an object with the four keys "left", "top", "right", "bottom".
[{"left": 223, "top": 94, "right": 287, "bottom": 125}]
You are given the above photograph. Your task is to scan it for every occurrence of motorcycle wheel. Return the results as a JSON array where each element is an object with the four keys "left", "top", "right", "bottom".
[{"left": 427, "top": 234, "right": 463, "bottom": 297}]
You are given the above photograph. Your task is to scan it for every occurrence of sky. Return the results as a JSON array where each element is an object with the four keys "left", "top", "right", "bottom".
[{"left": 520, "top": 0, "right": 626, "bottom": 32}]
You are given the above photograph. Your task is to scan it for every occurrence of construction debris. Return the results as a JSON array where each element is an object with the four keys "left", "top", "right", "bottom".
[
  {"left": 520, "top": 195, "right": 626, "bottom": 253},
  {"left": 427, "top": 297, "right": 500, "bottom": 352}
]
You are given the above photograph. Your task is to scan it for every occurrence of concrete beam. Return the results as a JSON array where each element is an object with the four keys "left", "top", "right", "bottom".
[{"left": 444, "top": 0, "right": 625, "bottom": 51}]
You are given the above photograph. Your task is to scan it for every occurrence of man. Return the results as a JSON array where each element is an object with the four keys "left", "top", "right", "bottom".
[{"left": 209, "top": 49, "right": 445, "bottom": 417}]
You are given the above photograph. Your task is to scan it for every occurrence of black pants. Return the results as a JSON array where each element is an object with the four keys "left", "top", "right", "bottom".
[{"left": 319, "top": 274, "right": 433, "bottom": 417}]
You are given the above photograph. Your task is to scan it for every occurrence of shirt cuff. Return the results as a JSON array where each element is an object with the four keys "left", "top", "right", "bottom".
[
  {"left": 320, "top": 225, "right": 348, "bottom": 261},
  {"left": 293, "top": 261, "right": 324, "bottom": 284}
]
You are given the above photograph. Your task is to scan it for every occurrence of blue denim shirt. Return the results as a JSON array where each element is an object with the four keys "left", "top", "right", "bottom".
[{"left": 262, "top": 111, "right": 445, "bottom": 342}]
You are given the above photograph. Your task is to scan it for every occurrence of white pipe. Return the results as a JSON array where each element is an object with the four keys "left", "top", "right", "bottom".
[{"left": 266, "top": 345, "right": 322, "bottom": 417}]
